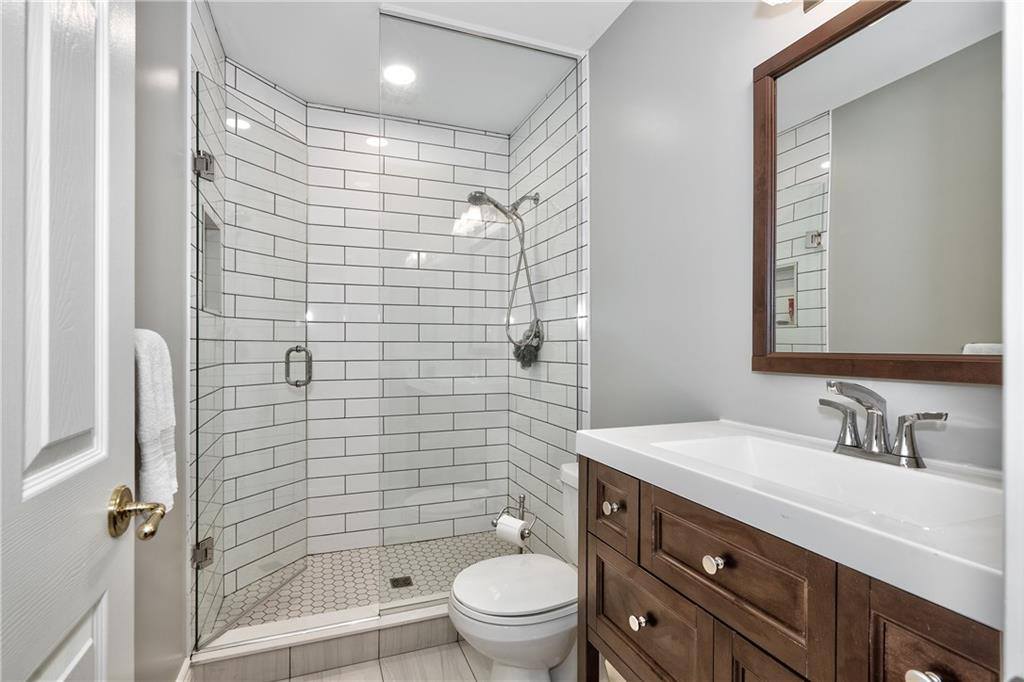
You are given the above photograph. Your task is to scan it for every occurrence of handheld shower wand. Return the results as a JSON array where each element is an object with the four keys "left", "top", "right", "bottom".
[{"left": 467, "top": 191, "right": 543, "bottom": 368}]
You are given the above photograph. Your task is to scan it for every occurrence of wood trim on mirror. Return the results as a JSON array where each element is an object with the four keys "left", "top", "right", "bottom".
[{"left": 751, "top": 0, "right": 1001, "bottom": 385}]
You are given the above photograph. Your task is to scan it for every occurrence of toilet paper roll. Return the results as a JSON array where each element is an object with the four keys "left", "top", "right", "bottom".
[{"left": 495, "top": 514, "right": 528, "bottom": 548}]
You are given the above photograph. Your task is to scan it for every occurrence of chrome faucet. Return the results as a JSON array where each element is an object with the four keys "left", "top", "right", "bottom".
[
  {"left": 819, "top": 380, "right": 947, "bottom": 468},
  {"left": 826, "top": 380, "right": 890, "bottom": 454}
]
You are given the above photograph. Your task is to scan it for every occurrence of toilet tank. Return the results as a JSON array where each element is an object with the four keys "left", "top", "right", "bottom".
[{"left": 560, "top": 462, "right": 579, "bottom": 566}]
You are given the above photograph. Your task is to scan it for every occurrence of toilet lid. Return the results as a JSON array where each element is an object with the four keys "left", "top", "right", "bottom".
[{"left": 451, "top": 554, "right": 577, "bottom": 617}]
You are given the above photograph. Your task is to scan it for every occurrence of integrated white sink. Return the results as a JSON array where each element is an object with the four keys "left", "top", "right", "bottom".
[
  {"left": 577, "top": 420, "right": 1004, "bottom": 629},
  {"left": 652, "top": 435, "right": 1002, "bottom": 531}
]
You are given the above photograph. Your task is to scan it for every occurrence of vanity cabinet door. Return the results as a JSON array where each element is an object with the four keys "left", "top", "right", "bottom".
[
  {"left": 839, "top": 571, "right": 1000, "bottom": 682},
  {"left": 639, "top": 484, "right": 835, "bottom": 680},
  {"left": 588, "top": 461, "right": 640, "bottom": 561},
  {"left": 713, "top": 621, "right": 805, "bottom": 682},
  {"left": 588, "top": 536, "right": 714, "bottom": 681},
  {"left": 874, "top": 582, "right": 999, "bottom": 682}
]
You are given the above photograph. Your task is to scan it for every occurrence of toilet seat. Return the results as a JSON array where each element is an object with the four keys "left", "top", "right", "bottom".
[
  {"left": 450, "top": 554, "right": 577, "bottom": 626},
  {"left": 450, "top": 591, "right": 577, "bottom": 626}
]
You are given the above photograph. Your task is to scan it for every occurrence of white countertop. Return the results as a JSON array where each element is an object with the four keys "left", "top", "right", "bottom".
[{"left": 576, "top": 420, "right": 1004, "bottom": 629}]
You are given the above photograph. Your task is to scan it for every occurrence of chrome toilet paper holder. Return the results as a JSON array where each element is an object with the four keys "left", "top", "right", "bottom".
[{"left": 491, "top": 494, "right": 538, "bottom": 549}]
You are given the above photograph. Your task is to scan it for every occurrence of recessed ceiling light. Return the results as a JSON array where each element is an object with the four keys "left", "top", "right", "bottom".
[
  {"left": 227, "top": 117, "right": 251, "bottom": 131},
  {"left": 820, "top": 160, "right": 831, "bottom": 170},
  {"left": 365, "top": 137, "right": 389, "bottom": 148},
  {"left": 383, "top": 63, "right": 416, "bottom": 86},
  {"left": 761, "top": 0, "right": 792, "bottom": 5}
]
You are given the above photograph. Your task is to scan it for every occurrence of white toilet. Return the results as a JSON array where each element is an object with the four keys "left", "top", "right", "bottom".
[{"left": 448, "top": 462, "right": 580, "bottom": 682}]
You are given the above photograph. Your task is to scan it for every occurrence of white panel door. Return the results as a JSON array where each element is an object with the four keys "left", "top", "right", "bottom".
[
  {"left": 1005, "top": 4, "right": 1024, "bottom": 678},
  {"left": 2, "top": 1, "right": 136, "bottom": 680}
]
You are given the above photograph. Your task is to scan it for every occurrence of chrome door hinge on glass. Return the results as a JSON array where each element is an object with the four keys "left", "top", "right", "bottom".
[
  {"left": 193, "top": 150, "right": 215, "bottom": 181},
  {"left": 192, "top": 537, "right": 214, "bottom": 569}
]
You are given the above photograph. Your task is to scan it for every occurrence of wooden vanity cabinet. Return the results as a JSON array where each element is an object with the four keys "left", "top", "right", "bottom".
[{"left": 577, "top": 457, "right": 1001, "bottom": 682}]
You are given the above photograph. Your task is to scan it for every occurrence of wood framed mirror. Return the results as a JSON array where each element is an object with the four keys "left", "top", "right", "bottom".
[{"left": 752, "top": 0, "right": 1003, "bottom": 385}]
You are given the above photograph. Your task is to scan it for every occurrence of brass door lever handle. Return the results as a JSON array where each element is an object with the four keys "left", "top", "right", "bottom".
[{"left": 108, "top": 485, "right": 166, "bottom": 540}]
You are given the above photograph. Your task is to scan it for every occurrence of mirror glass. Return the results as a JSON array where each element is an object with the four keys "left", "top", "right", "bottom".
[{"left": 773, "top": 2, "right": 1002, "bottom": 355}]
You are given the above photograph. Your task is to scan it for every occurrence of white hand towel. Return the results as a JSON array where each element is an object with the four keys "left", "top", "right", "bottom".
[{"left": 135, "top": 329, "right": 177, "bottom": 511}]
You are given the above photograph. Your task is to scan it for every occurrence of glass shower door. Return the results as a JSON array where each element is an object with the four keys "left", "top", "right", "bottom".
[
  {"left": 192, "top": 69, "right": 228, "bottom": 648},
  {"left": 193, "top": 64, "right": 313, "bottom": 647}
]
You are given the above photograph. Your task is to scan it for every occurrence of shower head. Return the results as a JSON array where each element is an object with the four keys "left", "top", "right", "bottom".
[
  {"left": 467, "top": 190, "right": 541, "bottom": 217},
  {"left": 467, "top": 190, "right": 492, "bottom": 207},
  {"left": 466, "top": 190, "right": 515, "bottom": 221}
]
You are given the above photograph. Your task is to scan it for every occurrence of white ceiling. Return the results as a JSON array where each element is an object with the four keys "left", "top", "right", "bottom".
[
  {"left": 208, "top": 1, "right": 629, "bottom": 133},
  {"left": 379, "top": 16, "right": 575, "bottom": 131}
]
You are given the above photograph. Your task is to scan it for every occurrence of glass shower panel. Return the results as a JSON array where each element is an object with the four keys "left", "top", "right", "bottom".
[
  {"left": 374, "top": 15, "right": 581, "bottom": 610},
  {"left": 302, "top": 36, "right": 384, "bottom": 621},
  {"left": 194, "top": 61, "right": 316, "bottom": 647},
  {"left": 192, "top": 70, "right": 228, "bottom": 648}
]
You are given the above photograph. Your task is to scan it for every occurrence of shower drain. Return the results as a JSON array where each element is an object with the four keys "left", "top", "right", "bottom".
[{"left": 389, "top": 576, "right": 413, "bottom": 588}]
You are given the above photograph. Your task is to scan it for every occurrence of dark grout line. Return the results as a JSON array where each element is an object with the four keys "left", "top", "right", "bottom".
[{"left": 456, "top": 642, "right": 478, "bottom": 682}]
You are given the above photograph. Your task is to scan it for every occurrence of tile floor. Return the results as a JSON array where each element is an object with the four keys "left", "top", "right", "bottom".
[
  {"left": 284, "top": 642, "right": 629, "bottom": 682},
  {"left": 215, "top": 533, "right": 517, "bottom": 631}
]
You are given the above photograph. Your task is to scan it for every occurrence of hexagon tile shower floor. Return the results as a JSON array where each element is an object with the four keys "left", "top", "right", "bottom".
[{"left": 213, "top": 532, "right": 517, "bottom": 631}]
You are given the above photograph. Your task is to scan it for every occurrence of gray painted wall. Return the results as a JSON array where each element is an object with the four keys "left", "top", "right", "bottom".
[
  {"left": 588, "top": 2, "right": 1002, "bottom": 469},
  {"left": 135, "top": 2, "right": 190, "bottom": 679},
  {"left": 829, "top": 33, "right": 1002, "bottom": 354}
]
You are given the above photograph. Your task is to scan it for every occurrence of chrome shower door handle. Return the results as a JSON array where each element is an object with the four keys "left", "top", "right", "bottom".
[{"left": 285, "top": 345, "right": 313, "bottom": 387}]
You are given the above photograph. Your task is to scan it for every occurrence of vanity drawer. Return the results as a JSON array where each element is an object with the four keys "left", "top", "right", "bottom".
[
  {"left": 639, "top": 484, "right": 835, "bottom": 679},
  {"left": 587, "top": 461, "right": 639, "bottom": 561},
  {"left": 587, "top": 537, "right": 714, "bottom": 681},
  {"left": 869, "top": 580, "right": 999, "bottom": 682}
]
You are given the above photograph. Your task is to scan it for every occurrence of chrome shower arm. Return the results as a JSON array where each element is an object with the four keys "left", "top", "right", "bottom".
[{"left": 509, "top": 192, "right": 540, "bottom": 213}]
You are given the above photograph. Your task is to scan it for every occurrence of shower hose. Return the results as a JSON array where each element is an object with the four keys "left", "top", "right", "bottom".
[{"left": 506, "top": 209, "right": 543, "bottom": 369}]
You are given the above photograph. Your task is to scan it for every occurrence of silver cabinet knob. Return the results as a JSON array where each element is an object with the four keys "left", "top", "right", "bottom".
[
  {"left": 701, "top": 555, "right": 726, "bottom": 575},
  {"left": 628, "top": 614, "right": 649, "bottom": 632},
  {"left": 601, "top": 500, "right": 621, "bottom": 516},
  {"left": 905, "top": 672, "right": 941, "bottom": 682}
]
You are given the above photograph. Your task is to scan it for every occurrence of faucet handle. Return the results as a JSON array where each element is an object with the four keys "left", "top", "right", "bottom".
[
  {"left": 900, "top": 411, "right": 949, "bottom": 424},
  {"left": 819, "top": 398, "right": 862, "bottom": 450},
  {"left": 892, "top": 412, "right": 948, "bottom": 468}
]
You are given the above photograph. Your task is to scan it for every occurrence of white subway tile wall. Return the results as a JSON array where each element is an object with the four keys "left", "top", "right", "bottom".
[
  {"left": 775, "top": 112, "right": 829, "bottom": 352},
  {"left": 220, "top": 62, "right": 310, "bottom": 602},
  {"left": 507, "top": 62, "right": 589, "bottom": 561},
  {"left": 302, "top": 89, "right": 514, "bottom": 553},
  {"left": 189, "top": 1, "right": 589, "bottom": 642}
]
